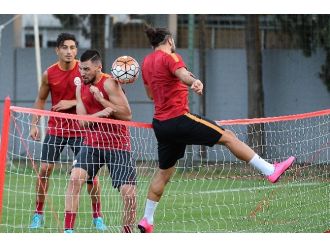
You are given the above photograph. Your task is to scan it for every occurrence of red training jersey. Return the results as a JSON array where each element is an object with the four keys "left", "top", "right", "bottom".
[
  {"left": 47, "top": 60, "right": 82, "bottom": 137},
  {"left": 142, "top": 50, "right": 189, "bottom": 121},
  {"left": 80, "top": 73, "right": 131, "bottom": 151}
]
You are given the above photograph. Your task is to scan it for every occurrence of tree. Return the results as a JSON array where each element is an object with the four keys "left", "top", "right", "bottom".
[
  {"left": 276, "top": 14, "right": 330, "bottom": 91},
  {"left": 245, "top": 15, "right": 265, "bottom": 155}
]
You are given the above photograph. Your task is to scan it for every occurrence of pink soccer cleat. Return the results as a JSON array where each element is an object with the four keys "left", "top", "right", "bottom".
[
  {"left": 137, "top": 218, "right": 154, "bottom": 233},
  {"left": 267, "top": 156, "right": 295, "bottom": 183}
]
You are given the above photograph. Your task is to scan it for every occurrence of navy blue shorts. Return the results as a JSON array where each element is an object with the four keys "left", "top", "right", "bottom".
[
  {"left": 153, "top": 113, "right": 224, "bottom": 170},
  {"left": 41, "top": 134, "right": 83, "bottom": 163},
  {"left": 40, "top": 134, "right": 96, "bottom": 184},
  {"left": 74, "top": 146, "right": 137, "bottom": 189}
]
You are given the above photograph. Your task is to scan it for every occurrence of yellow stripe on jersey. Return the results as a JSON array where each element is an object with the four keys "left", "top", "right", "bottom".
[
  {"left": 170, "top": 53, "right": 179, "bottom": 62},
  {"left": 101, "top": 73, "right": 110, "bottom": 79},
  {"left": 185, "top": 113, "right": 225, "bottom": 135},
  {"left": 48, "top": 62, "right": 59, "bottom": 69}
]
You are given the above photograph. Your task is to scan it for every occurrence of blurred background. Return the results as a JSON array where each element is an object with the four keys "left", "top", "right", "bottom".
[{"left": 0, "top": 14, "right": 329, "bottom": 128}]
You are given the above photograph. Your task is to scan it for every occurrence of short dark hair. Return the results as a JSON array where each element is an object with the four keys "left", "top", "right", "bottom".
[
  {"left": 80, "top": 49, "right": 102, "bottom": 63},
  {"left": 144, "top": 24, "right": 172, "bottom": 48},
  {"left": 56, "top": 33, "right": 78, "bottom": 47}
]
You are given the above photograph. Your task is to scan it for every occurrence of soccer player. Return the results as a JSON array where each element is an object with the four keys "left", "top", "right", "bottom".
[
  {"left": 29, "top": 33, "right": 107, "bottom": 231},
  {"left": 64, "top": 49, "right": 137, "bottom": 233},
  {"left": 137, "top": 25, "right": 296, "bottom": 233}
]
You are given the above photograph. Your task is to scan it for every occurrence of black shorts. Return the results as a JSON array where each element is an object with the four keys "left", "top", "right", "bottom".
[
  {"left": 41, "top": 134, "right": 83, "bottom": 163},
  {"left": 153, "top": 113, "right": 225, "bottom": 170},
  {"left": 74, "top": 146, "right": 137, "bottom": 189}
]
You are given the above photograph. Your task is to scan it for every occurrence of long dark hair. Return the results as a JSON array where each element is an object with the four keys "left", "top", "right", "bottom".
[{"left": 144, "top": 24, "right": 172, "bottom": 48}]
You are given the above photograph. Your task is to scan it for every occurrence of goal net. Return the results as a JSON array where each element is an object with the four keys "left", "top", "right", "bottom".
[{"left": 0, "top": 101, "right": 329, "bottom": 232}]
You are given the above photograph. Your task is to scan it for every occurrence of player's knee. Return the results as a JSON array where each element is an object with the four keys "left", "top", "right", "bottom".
[
  {"left": 158, "top": 167, "right": 175, "bottom": 183},
  {"left": 219, "top": 129, "right": 238, "bottom": 145},
  {"left": 69, "top": 169, "right": 87, "bottom": 189},
  {"left": 121, "top": 185, "right": 137, "bottom": 204},
  {"left": 40, "top": 164, "right": 54, "bottom": 178}
]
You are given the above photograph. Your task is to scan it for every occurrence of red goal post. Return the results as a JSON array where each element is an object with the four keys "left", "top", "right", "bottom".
[{"left": 0, "top": 97, "right": 11, "bottom": 224}]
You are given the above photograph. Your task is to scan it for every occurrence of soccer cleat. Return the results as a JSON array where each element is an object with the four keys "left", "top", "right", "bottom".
[
  {"left": 137, "top": 218, "right": 154, "bottom": 233},
  {"left": 267, "top": 156, "right": 295, "bottom": 183},
  {"left": 93, "top": 217, "right": 108, "bottom": 231},
  {"left": 64, "top": 229, "right": 74, "bottom": 233},
  {"left": 28, "top": 213, "right": 44, "bottom": 229}
]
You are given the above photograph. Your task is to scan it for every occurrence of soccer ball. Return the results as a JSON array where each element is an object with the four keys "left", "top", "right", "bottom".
[{"left": 111, "top": 55, "right": 140, "bottom": 84}]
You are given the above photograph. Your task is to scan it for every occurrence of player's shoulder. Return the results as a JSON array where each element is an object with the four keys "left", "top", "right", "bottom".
[
  {"left": 103, "top": 73, "right": 121, "bottom": 89},
  {"left": 163, "top": 51, "right": 182, "bottom": 63},
  {"left": 46, "top": 62, "right": 59, "bottom": 72},
  {"left": 102, "top": 73, "right": 115, "bottom": 85},
  {"left": 102, "top": 73, "right": 111, "bottom": 80},
  {"left": 44, "top": 62, "right": 59, "bottom": 80},
  {"left": 169, "top": 52, "right": 183, "bottom": 63}
]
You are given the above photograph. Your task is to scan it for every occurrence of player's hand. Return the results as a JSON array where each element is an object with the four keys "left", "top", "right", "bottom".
[
  {"left": 98, "top": 107, "right": 116, "bottom": 118},
  {"left": 52, "top": 100, "right": 75, "bottom": 111},
  {"left": 90, "top": 85, "right": 104, "bottom": 102},
  {"left": 191, "top": 80, "right": 203, "bottom": 95},
  {"left": 30, "top": 125, "right": 40, "bottom": 141}
]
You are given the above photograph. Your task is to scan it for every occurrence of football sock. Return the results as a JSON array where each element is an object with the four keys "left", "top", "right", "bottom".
[
  {"left": 248, "top": 154, "right": 275, "bottom": 176},
  {"left": 143, "top": 199, "right": 158, "bottom": 224},
  {"left": 122, "top": 225, "right": 133, "bottom": 233},
  {"left": 64, "top": 211, "right": 76, "bottom": 230},
  {"left": 35, "top": 201, "right": 44, "bottom": 215},
  {"left": 92, "top": 202, "right": 102, "bottom": 218}
]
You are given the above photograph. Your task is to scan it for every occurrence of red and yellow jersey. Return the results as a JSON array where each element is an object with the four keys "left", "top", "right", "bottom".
[
  {"left": 80, "top": 73, "right": 131, "bottom": 151},
  {"left": 142, "top": 50, "right": 189, "bottom": 121},
  {"left": 47, "top": 60, "right": 82, "bottom": 137}
]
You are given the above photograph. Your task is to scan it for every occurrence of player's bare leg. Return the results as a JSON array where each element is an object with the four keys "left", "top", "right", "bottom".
[
  {"left": 217, "top": 129, "right": 255, "bottom": 161},
  {"left": 138, "top": 166, "right": 176, "bottom": 233},
  {"left": 120, "top": 184, "right": 137, "bottom": 233},
  {"left": 219, "top": 129, "right": 295, "bottom": 183},
  {"left": 87, "top": 177, "right": 101, "bottom": 204},
  {"left": 64, "top": 167, "right": 88, "bottom": 232},
  {"left": 148, "top": 166, "right": 176, "bottom": 202},
  {"left": 29, "top": 163, "right": 55, "bottom": 229}
]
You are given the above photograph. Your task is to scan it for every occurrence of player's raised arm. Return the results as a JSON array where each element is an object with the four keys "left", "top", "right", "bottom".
[{"left": 174, "top": 67, "right": 203, "bottom": 95}]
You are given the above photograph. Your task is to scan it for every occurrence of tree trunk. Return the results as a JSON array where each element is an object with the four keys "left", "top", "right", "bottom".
[
  {"left": 90, "top": 15, "right": 106, "bottom": 68},
  {"left": 198, "top": 15, "right": 207, "bottom": 159},
  {"left": 245, "top": 15, "right": 265, "bottom": 156},
  {"left": 198, "top": 14, "right": 207, "bottom": 116}
]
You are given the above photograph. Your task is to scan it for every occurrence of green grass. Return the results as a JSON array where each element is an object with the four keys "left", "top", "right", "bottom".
[{"left": 0, "top": 164, "right": 329, "bottom": 233}]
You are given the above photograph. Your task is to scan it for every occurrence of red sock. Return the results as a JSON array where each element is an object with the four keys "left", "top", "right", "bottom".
[
  {"left": 35, "top": 201, "right": 44, "bottom": 214},
  {"left": 92, "top": 202, "right": 102, "bottom": 218},
  {"left": 64, "top": 211, "right": 76, "bottom": 230},
  {"left": 122, "top": 225, "right": 132, "bottom": 233}
]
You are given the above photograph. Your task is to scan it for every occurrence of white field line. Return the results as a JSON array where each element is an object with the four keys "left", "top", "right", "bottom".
[{"left": 199, "top": 182, "right": 327, "bottom": 194}]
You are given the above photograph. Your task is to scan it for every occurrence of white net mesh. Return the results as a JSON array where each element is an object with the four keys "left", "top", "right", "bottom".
[{"left": 0, "top": 106, "right": 329, "bottom": 232}]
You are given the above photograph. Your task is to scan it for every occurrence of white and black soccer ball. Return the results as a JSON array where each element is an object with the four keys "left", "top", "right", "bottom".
[{"left": 111, "top": 56, "right": 140, "bottom": 84}]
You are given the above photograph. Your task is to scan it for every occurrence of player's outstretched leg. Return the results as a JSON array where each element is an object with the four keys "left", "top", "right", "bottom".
[{"left": 219, "top": 129, "right": 295, "bottom": 183}]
